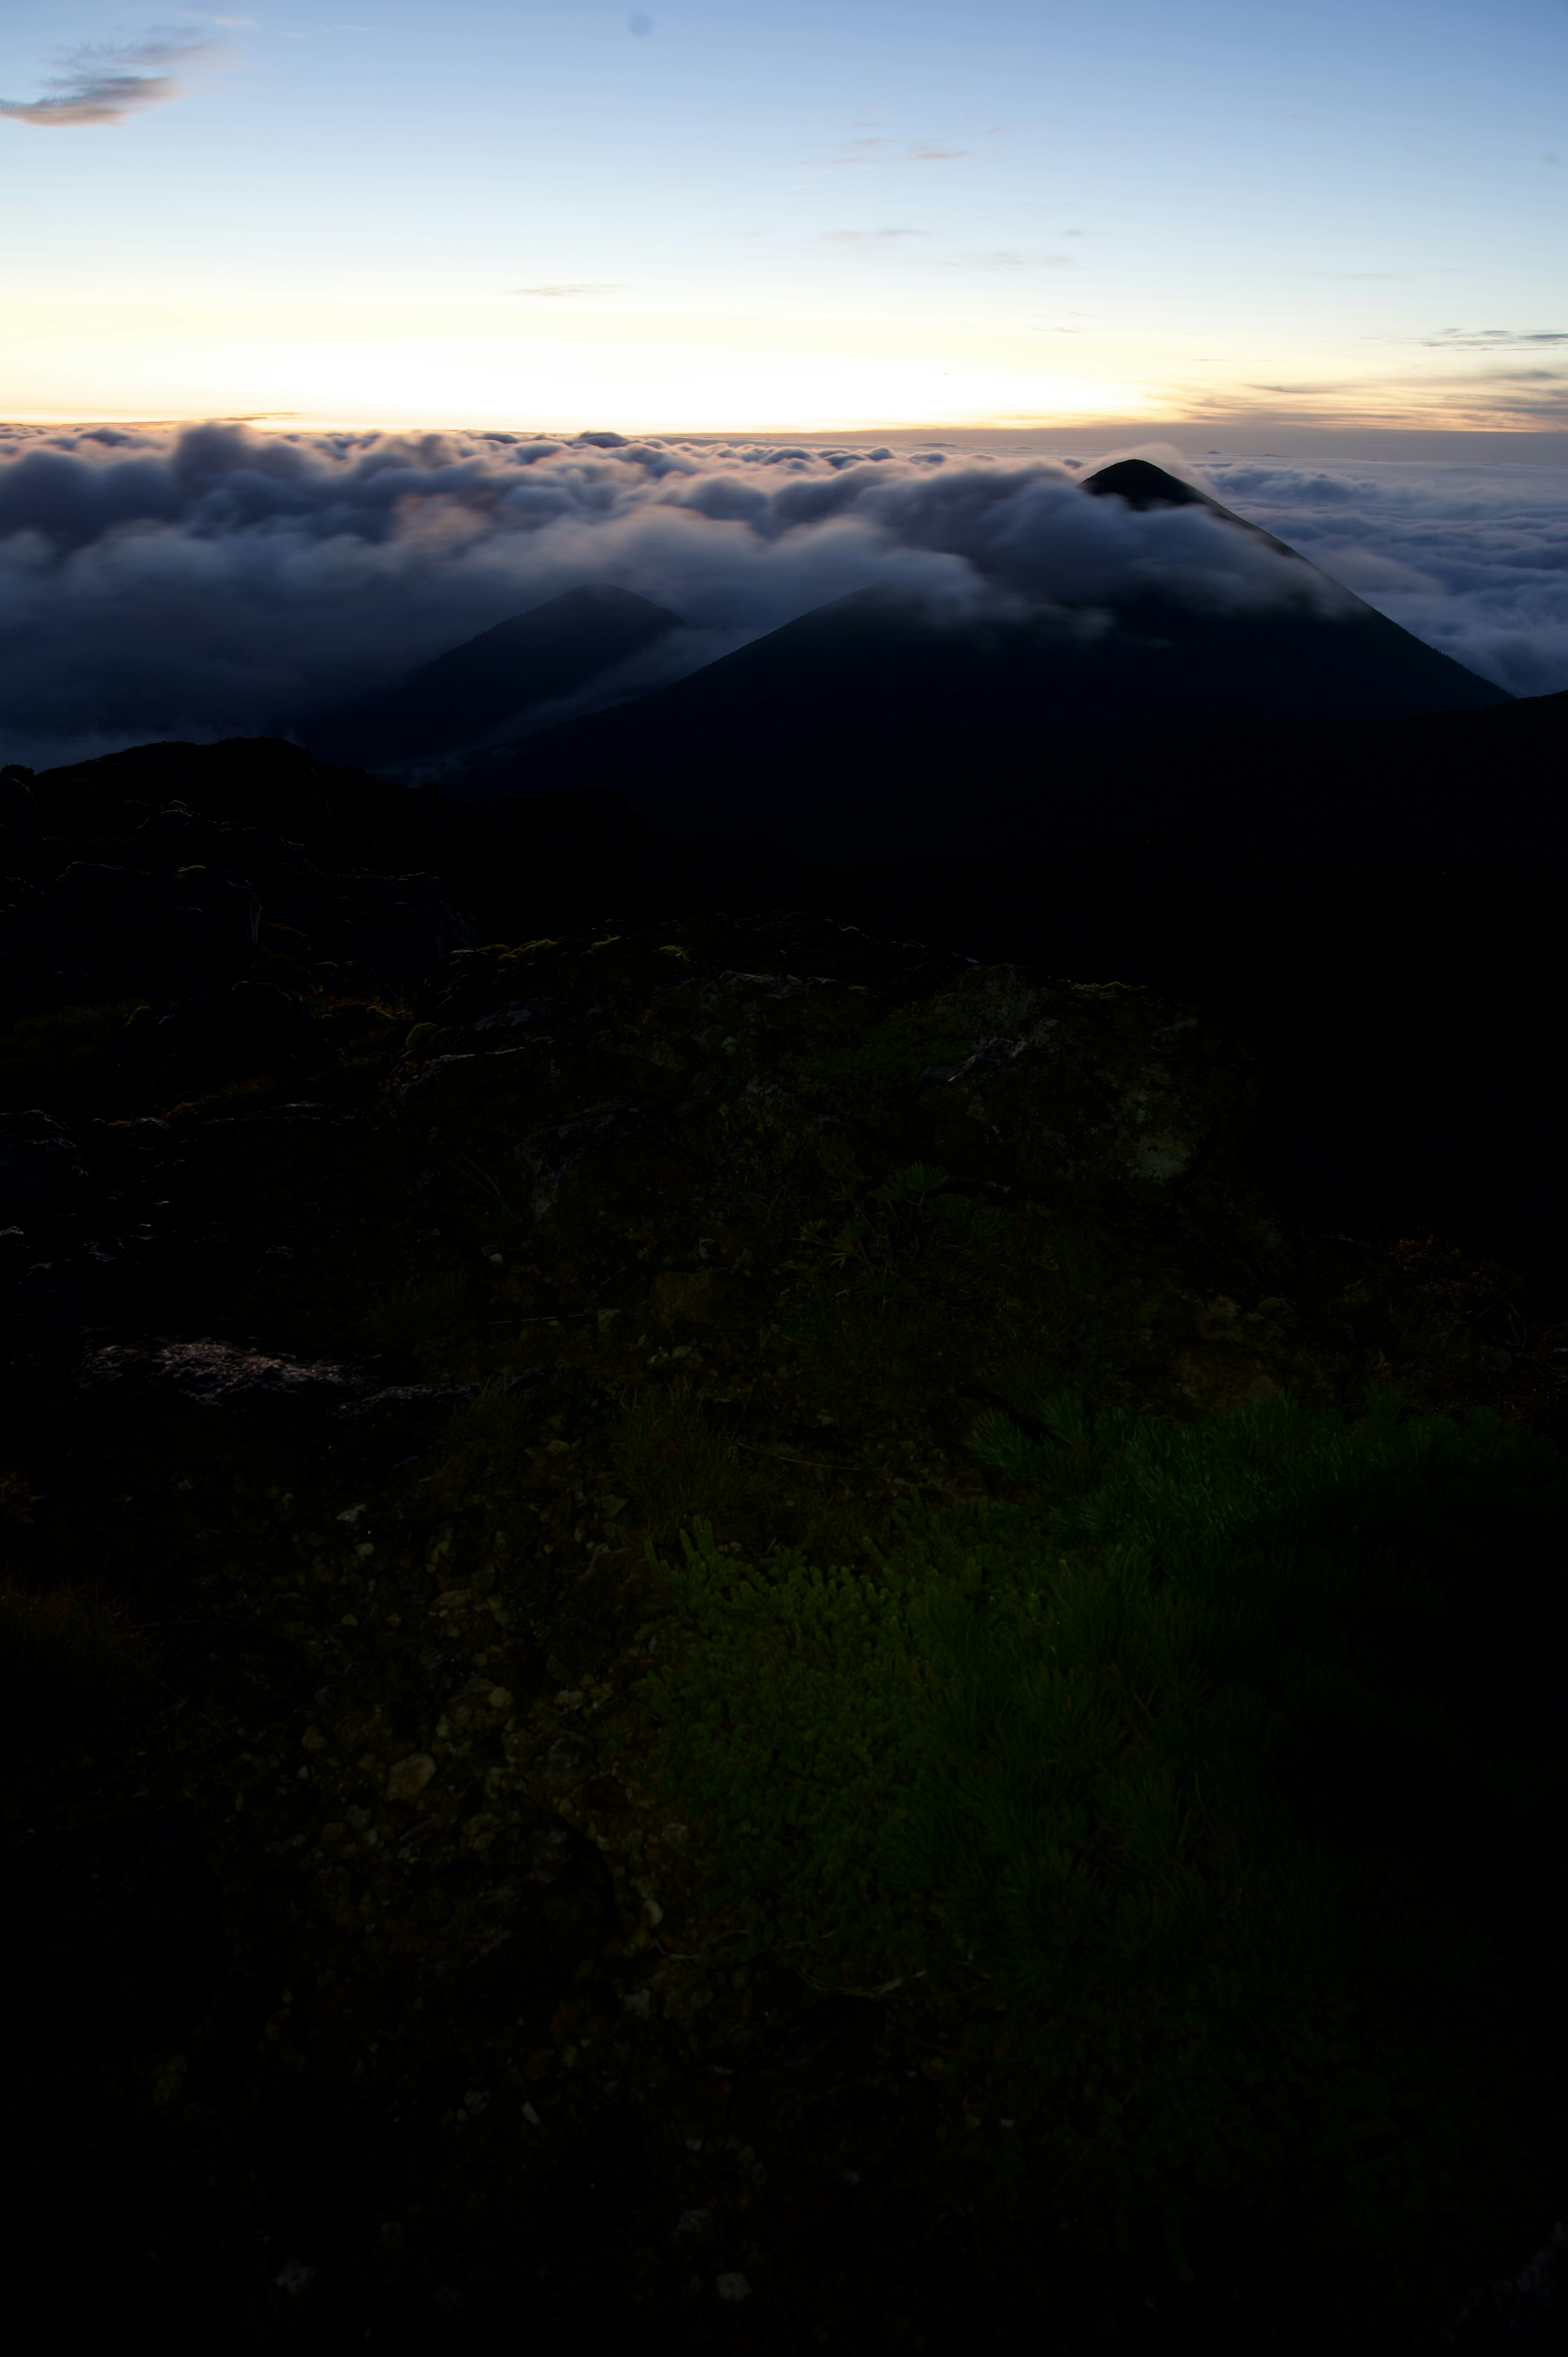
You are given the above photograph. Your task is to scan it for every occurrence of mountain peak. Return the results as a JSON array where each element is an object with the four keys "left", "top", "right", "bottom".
[{"left": 1081, "top": 458, "right": 1211, "bottom": 512}]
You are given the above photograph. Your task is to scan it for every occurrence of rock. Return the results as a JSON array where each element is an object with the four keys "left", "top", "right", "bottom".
[
  {"left": 80, "top": 1338, "right": 365, "bottom": 1426},
  {"left": 76, "top": 1338, "right": 472, "bottom": 1442},
  {"left": 385, "top": 1753, "right": 436, "bottom": 1803},
  {"left": 521, "top": 1102, "right": 660, "bottom": 1220},
  {"left": 395, "top": 1044, "right": 535, "bottom": 1111},
  {"left": 465, "top": 997, "right": 569, "bottom": 1037},
  {"left": 545, "top": 1735, "right": 588, "bottom": 1783},
  {"left": 1435, "top": 2218, "right": 1568, "bottom": 2348}
]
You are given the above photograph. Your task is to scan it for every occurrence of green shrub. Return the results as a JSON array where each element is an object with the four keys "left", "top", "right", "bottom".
[
  {"left": 641, "top": 1392, "right": 1568, "bottom": 2274},
  {"left": 613, "top": 1392, "right": 776, "bottom": 1545},
  {"left": 403, "top": 1021, "right": 451, "bottom": 1059},
  {"left": 780, "top": 1162, "right": 1020, "bottom": 1428}
]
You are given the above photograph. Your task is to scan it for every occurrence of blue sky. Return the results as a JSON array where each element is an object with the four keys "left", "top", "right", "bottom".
[{"left": 2, "top": 0, "right": 1565, "bottom": 429}]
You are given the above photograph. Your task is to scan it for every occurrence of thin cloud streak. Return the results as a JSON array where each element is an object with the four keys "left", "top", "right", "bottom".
[
  {"left": 0, "top": 29, "right": 227, "bottom": 128},
  {"left": 1411, "top": 329, "right": 1568, "bottom": 349}
]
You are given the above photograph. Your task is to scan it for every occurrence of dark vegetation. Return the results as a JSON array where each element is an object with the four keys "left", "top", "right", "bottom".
[
  {"left": 2, "top": 535, "right": 1567, "bottom": 2347},
  {"left": 651, "top": 1392, "right": 1566, "bottom": 2280}
]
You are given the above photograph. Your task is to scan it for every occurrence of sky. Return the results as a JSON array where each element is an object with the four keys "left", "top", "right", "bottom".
[{"left": 1, "top": 0, "right": 1566, "bottom": 434}]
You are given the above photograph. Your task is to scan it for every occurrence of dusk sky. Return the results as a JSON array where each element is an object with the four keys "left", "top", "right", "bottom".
[{"left": 2, "top": 0, "right": 1566, "bottom": 432}]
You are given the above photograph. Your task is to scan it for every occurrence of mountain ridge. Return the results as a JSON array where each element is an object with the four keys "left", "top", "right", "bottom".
[
  {"left": 307, "top": 582, "right": 685, "bottom": 769},
  {"left": 429, "top": 460, "right": 1506, "bottom": 858}
]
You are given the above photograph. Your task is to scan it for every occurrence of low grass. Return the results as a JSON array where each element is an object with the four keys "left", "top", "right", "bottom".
[
  {"left": 639, "top": 1388, "right": 1568, "bottom": 2291},
  {"left": 612, "top": 1389, "right": 778, "bottom": 1546}
]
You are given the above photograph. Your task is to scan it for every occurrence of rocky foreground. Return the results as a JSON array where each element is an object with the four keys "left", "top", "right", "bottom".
[{"left": 3, "top": 750, "right": 1567, "bottom": 2353}]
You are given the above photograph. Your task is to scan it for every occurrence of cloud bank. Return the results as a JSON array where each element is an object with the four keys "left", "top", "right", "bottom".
[
  {"left": 1199, "top": 455, "right": 1568, "bottom": 701},
  {"left": 0, "top": 423, "right": 1560, "bottom": 771},
  {"left": 0, "top": 29, "right": 224, "bottom": 128}
]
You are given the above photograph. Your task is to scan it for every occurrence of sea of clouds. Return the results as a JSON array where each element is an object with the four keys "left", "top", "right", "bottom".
[
  {"left": 0, "top": 421, "right": 1563, "bottom": 772},
  {"left": 1200, "top": 455, "right": 1568, "bottom": 704}
]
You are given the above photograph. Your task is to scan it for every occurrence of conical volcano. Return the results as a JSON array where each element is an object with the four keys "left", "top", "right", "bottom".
[
  {"left": 307, "top": 583, "right": 685, "bottom": 767},
  {"left": 439, "top": 463, "right": 1508, "bottom": 859}
]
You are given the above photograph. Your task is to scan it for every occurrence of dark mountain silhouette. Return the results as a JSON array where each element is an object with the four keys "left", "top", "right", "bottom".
[
  {"left": 4, "top": 672, "right": 1565, "bottom": 1294},
  {"left": 443, "top": 461, "right": 1506, "bottom": 859},
  {"left": 307, "top": 582, "right": 684, "bottom": 767},
  {"left": 1080, "top": 455, "right": 1294, "bottom": 546},
  {"left": 1091, "top": 682, "right": 1568, "bottom": 866}
]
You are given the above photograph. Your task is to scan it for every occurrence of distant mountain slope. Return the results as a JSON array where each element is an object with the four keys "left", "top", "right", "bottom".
[
  {"left": 1092, "top": 683, "right": 1568, "bottom": 867},
  {"left": 448, "top": 461, "right": 1507, "bottom": 859},
  {"left": 307, "top": 583, "right": 684, "bottom": 767}
]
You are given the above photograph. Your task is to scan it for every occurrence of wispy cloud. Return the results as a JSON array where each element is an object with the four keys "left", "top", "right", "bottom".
[
  {"left": 1410, "top": 327, "right": 1568, "bottom": 349},
  {"left": 821, "top": 226, "right": 928, "bottom": 242},
  {"left": 948, "top": 249, "right": 1072, "bottom": 270},
  {"left": 0, "top": 27, "right": 227, "bottom": 128},
  {"left": 1251, "top": 380, "right": 1374, "bottom": 395},
  {"left": 801, "top": 136, "right": 970, "bottom": 167},
  {"left": 508, "top": 284, "right": 622, "bottom": 298}
]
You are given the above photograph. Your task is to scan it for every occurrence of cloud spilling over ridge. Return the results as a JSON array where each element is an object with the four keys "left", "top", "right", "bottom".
[
  {"left": 1201, "top": 456, "right": 1568, "bottom": 700},
  {"left": 0, "top": 30, "right": 225, "bottom": 128},
  {"left": 0, "top": 424, "right": 1354, "bottom": 770}
]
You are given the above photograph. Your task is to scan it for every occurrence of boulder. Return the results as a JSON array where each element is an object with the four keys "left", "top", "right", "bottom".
[{"left": 77, "top": 1337, "right": 472, "bottom": 1444}]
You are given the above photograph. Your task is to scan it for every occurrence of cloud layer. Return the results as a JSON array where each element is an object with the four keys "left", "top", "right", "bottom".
[
  {"left": 1200, "top": 455, "right": 1568, "bottom": 700},
  {"left": 0, "top": 422, "right": 1561, "bottom": 771},
  {"left": 0, "top": 30, "right": 223, "bottom": 128}
]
